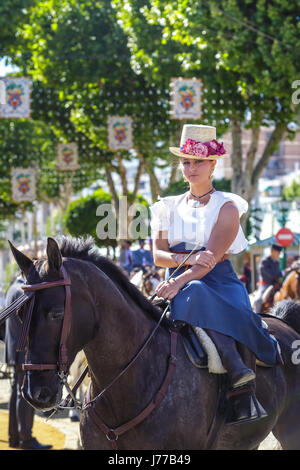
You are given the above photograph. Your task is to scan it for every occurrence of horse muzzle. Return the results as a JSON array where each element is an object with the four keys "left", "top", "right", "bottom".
[{"left": 22, "top": 370, "right": 63, "bottom": 410}]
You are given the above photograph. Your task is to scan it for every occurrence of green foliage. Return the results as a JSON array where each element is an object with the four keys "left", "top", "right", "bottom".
[
  {"left": 282, "top": 178, "right": 300, "bottom": 200},
  {"left": 65, "top": 188, "right": 150, "bottom": 246},
  {"left": 116, "top": 0, "right": 300, "bottom": 130},
  {"left": 15, "top": 0, "right": 179, "bottom": 165},
  {"left": 161, "top": 180, "right": 189, "bottom": 198},
  {"left": 65, "top": 188, "right": 117, "bottom": 248},
  {"left": 0, "top": 0, "right": 36, "bottom": 56},
  {"left": 213, "top": 178, "right": 231, "bottom": 192}
]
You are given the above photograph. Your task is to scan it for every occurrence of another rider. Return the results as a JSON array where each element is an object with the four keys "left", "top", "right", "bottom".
[
  {"left": 253, "top": 244, "right": 282, "bottom": 314},
  {"left": 132, "top": 239, "right": 154, "bottom": 271},
  {"left": 150, "top": 124, "right": 281, "bottom": 425}
]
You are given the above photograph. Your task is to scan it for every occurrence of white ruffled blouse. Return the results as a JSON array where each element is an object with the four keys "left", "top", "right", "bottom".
[{"left": 149, "top": 191, "right": 248, "bottom": 254}]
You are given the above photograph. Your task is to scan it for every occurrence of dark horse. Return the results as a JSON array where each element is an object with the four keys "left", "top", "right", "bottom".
[{"left": 7, "top": 236, "right": 300, "bottom": 449}]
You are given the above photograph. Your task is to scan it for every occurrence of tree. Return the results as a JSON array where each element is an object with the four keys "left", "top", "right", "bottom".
[
  {"left": 115, "top": 0, "right": 300, "bottom": 271},
  {"left": 13, "top": 0, "right": 180, "bottom": 206},
  {"left": 65, "top": 188, "right": 150, "bottom": 249},
  {"left": 0, "top": 110, "right": 105, "bottom": 221},
  {"left": 116, "top": 0, "right": 300, "bottom": 206},
  {"left": 65, "top": 188, "right": 117, "bottom": 249},
  {"left": 282, "top": 178, "right": 300, "bottom": 201}
]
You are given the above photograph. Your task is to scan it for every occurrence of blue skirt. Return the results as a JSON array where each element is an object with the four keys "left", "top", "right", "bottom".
[{"left": 167, "top": 244, "right": 278, "bottom": 366}]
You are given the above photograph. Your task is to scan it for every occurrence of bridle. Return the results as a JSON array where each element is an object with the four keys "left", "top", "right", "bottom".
[{"left": 19, "top": 265, "right": 72, "bottom": 376}]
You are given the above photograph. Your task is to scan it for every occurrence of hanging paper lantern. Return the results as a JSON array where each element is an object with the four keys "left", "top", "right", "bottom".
[
  {"left": 11, "top": 168, "right": 36, "bottom": 202},
  {"left": 0, "top": 77, "right": 32, "bottom": 118},
  {"left": 107, "top": 115, "right": 133, "bottom": 151},
  {"left": 170, "top": 78, "right": 202, "bottom": 120},
  {"left": 57, "top": 142, "right": 79, "bottom": 171}
]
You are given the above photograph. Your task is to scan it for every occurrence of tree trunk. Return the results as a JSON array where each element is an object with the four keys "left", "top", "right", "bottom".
[
  {"left": 131, "top": 160, "right": 144, "bottom": 202},
  {"left": 137, "top": 153, "right": 161, "bottom": 202},
  {"left": 115, "top": 152, "right": 128, "bottom": 196},
  {"left": 229, "top": 121, "right": 287, "bottom": 277},
  {"left": 105, "top": 165, "right": 119, "bottom": 213},
  {"left": 169, "top": 158, "right": 179, "bottom": 185}
]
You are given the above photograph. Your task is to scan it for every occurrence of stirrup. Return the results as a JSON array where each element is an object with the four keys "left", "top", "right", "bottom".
[{"left": 225, "top": 387, "right": 268, "bottom": 425}]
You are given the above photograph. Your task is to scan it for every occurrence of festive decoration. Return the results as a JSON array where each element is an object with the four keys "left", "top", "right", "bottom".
[
  {"left": 170, "top": 78, "right": 202, "bottom": 120},
  {"left": 0, "top": 77, "right": 31, "bottom": 118},
  {"left": 181, "top": 138, "right": 226, "bottom": 157},
  {"left": 57, "top": 142, "right": 79, "bottom": 171},
  {"left": 107, "top": 115, "right": 133, "bottom": 150},
  {"left": 11, "top": 168, "right": 36, "bottom": 202}
]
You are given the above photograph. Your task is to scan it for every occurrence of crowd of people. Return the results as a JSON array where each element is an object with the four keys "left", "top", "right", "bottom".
[{"left": 118, "top": 238, "right": 155, "bottom": 276}]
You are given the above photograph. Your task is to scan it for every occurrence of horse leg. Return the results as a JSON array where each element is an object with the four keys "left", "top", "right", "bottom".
[{"left": 272, "top": 401, "right": 300, "bottom": 450}]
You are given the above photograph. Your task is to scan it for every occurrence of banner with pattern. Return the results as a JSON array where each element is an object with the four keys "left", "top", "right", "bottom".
[
  {"left": 11, "top": 168, "right": 36, "bottom": 202},
  {"left": 107, "top": 116, "right": 133, "bottom": 151},
  {"left": 57, "top": 142, "right": 79, "bottom": 171},
  {"left": 0, "top": 77, "right": 31, "bottom": 119},
  {"left": 170, "top": 78, "right": 202, "bottom": 120}
]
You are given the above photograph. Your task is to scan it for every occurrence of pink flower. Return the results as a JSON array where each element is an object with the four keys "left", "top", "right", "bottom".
[
  {"left": 193, "top": 142, "right": 208, "bottom": 157},
  {"left": 207, "top": 140, "right": 218, "bottom": 150},
  {"left": 181, "top": 138, "right": 226, "bottom": 157}
]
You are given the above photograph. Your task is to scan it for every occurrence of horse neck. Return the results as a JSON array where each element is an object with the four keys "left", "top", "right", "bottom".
[
  {"left": 80, "top": 264, "right": 169, "bottom": 412},
  {"left": 286, "top": 271, "right": 299, "bottom": 299}
]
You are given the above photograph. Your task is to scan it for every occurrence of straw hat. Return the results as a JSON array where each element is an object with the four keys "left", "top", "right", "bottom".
[{"left": 170, "top": 124, "right": 226, "bottom": 160}]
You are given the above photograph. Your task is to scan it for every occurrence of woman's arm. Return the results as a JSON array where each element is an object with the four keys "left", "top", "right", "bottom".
[
  {"left": 155, "top": 202, "right": 240, "bottom": 299},
  {"left": 152, "top": 230, "right": 216, "bottom": 270}
]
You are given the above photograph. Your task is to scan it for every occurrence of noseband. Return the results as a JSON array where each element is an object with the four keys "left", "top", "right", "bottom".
[{"left": 18, "top": 265, "right": 71, "bottom": 375}]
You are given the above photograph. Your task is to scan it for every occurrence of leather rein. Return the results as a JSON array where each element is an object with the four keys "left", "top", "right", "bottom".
[{"left": 0, "top": 263, "right": 178, "bottom": 449}]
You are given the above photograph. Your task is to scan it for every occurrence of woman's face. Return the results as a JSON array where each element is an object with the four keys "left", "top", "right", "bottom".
[{"left": 180, "top": 157, "right": 216, "bottom": 184}]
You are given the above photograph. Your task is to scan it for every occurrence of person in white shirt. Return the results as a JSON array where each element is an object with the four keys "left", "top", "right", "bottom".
[{"left": 150, "top": 124, "right": 280, "bottom": 425}]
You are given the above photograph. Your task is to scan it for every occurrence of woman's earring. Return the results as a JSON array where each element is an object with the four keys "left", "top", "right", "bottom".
[{"left": 210, "top": 170, "right": 214, "bottom": 180}]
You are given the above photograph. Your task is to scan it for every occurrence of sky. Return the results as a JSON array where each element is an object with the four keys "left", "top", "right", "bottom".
[{"left": 0, "top": 57, "right": 20, "bottom": 77}]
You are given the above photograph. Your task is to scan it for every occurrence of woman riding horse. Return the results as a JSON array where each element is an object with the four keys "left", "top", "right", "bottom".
[
  {"left": 151, "top": 124, "right": 281, "bottom": 425},
  {"left": 5, "top": 236, "right": 300, "bottom": 449}
]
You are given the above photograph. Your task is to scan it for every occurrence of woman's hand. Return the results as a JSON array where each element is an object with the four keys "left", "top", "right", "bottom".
[
  {"left": 155, "top": 277, "right": 183, "bottom": 300},
  {"left": 189, "top": 250, "right": 216, "bottom": 269}
]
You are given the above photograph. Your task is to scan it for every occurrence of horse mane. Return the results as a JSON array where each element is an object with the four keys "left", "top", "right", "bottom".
[
  {"left": 57, "top": 235, "right": 165, "bottom": 325},
  {"left": 269, "top": 300, "right": 300, "bottom": 336}
]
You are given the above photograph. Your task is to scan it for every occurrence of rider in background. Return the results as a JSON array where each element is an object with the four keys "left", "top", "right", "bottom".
[
  {"left": 132, "top": 239, "right": 154, "bottom": 271},
  {"left": 253, "top": 244, "right": 282, "bottom": 313}
]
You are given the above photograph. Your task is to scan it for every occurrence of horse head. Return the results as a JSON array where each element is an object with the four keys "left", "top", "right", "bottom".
[{"left": 8, "top": 238, "right": 87, "bottom": 411}]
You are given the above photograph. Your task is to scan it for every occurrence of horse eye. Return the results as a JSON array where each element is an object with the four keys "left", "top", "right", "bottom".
[{"left": 49, "top": 309, "right": 64, "bottom": 320}]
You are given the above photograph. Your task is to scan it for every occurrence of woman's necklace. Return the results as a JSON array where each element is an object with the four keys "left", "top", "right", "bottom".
[{"left": 187, "top": 187, "right": 215, "bottom": 208}]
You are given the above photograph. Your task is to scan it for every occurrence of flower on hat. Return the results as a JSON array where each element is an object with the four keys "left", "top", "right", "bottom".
[
  {"left": 182, "top": 139, "right": 209, "bottom": 157},
  {"left": 180, "top": 138, "right": 226, "bottom": 157},
  {"left": 204, "top": 139, "right": 226, "bottom": 156}
]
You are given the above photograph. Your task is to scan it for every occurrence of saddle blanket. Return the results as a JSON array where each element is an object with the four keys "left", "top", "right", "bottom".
[{"left": 191, "top": 321, "right": 282, "bottom": 373}]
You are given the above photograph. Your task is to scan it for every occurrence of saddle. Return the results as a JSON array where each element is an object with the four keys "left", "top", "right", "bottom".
[
  {"left": 153, "top": 299, "right": 283, "bottom": 372},
  {"left": 153, "top": 298, "right": 210, "bottom": 371}
]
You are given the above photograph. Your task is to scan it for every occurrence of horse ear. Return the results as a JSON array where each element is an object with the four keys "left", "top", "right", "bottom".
[
  {"left": 46, "top": 237, "right": 62, "bottom": 272},
  {"left": 8, "top": 240, "right": 33, "bottom": 277}
]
